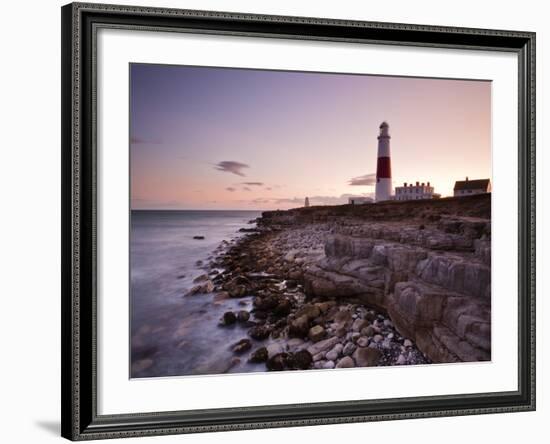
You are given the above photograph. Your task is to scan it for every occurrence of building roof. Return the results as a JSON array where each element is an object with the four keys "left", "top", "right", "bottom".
[{"left": 453, "top": 178, "right": 491, "bottom": 191}]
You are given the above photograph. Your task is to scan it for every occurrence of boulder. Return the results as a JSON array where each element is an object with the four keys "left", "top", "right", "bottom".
[
  {"left": 248, "top": 325, "right": 271, "bottom": 340},
  {"left": 293, "top": 350, "right": 313, "bottom": 370},
  {"left": 308, "top": 325, "right": 325, "bottom": 342},
  {"left": 266, "top": 353, "right": 287, "bottom": 371},
  {"left": 352, "top": 347, "right": 381, "bottom": 367},
  {"left": 307, "top": 336, "right": 340, "bottom": 356},
  {"left": 288, "top": 315, "right": 310, "bottom": 338},
  {"left": 185, "top": 280, "right": 214, "bottom": 296},
  {"left": 249, "top": 347, "right": 268, "bottom": 363},
  {"left": 351, "top": 318, "right": 369, "bottom": 332},
  {"left": 361, "top": 326, "right": 375, "bottom": 337},
  {"left": 237, "top": 310, "right": 250, "bottom": 323},
  {"left": 294, "top": 304, "right": 321, "bottom": 321},
  {"left": 342, "top": 342, "right": 356, "bottom": 356},
  {"left": 273, "top": 298, "right": 292, "bottom": 317},
  {"left": 222, "top": 311, "right": 237, "bottom": 325},
  {"left": 232, "top": 339, "right": 252, "bottom": 354},
  {"left": 335, "top": 356, "right": 355, "bottom": 368},
  {"left": 325, "top": 343, "right": 343, "bottom": 361}
]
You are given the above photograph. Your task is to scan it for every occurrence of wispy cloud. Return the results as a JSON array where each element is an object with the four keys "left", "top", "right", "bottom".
[
  {"left": 239, "top": 182, "right": 264, "bottom": 186},
  {"left": 226, "top": 187, "right": 236, "bottom": 192},
  {"left": 348, "top": 173, "right": 376, "bottom": 186},
  {"left": 214, "top": 161, "right": 249, "bottom": 177},
  {"left": 243, "top": 187, "right": 252, "bottom": 192}
]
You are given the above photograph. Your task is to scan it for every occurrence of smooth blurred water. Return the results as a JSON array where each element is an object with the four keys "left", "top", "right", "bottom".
[{"left": 130, "top": 210, "right": 271, "bottom": 378}]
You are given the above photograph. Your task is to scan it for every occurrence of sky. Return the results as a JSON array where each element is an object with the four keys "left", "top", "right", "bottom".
[{"left": 130, "top": 63, "right": 491, "bottom": 210}]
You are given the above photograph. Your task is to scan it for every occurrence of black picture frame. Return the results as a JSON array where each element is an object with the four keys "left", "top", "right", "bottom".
[{"left": 61, "top": 2, "right": 536, "bottom": 440}]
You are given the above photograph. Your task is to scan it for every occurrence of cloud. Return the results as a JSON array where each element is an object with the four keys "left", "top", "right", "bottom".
[
  {"left": 243, "top": 187, "right": 252, "bottom": 192},
  {"left": 240, "top": 182, "right": 264, "bottom": 186},
  {"left": 250, "top": 198, "right": 272, "bottom": 204},
  {"left": 214, "top": 161, "right": 249, "bottom": 177},
  {"left": 265, "top": 187, "right": 272, "bottom": 191},
  {"left": 348, "top": 173, "right": 376, "bottom": 186},
  {"left": 226, "top": 187, "right": 236, "bottom": 192}
]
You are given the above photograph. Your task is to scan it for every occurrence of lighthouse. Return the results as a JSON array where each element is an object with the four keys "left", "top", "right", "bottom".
[{"left": 375, "top": 121, "right": 393, "bottom": 202}]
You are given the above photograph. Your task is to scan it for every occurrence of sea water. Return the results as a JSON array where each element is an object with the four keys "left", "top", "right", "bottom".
[{"left": 130, "top": 210, "right": 272, "bottom": 378}]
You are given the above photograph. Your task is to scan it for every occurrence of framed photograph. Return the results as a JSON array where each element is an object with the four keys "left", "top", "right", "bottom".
[{"left": 61, "top": 2, "right": 536, "bottom": 440}]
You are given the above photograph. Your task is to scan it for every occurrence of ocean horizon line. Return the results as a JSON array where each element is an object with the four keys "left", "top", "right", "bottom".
[{"left": 131, "top": 208, "right": 268, "bottom": 212}]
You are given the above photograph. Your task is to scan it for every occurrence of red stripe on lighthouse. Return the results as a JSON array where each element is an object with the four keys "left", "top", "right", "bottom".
[{"left": 376, "top": 156, "right": 392, "bottom": 179}]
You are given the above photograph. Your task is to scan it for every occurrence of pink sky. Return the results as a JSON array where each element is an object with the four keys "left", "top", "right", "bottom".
[{"left": 130, "top": 64, "right": 491, "bottom": 210}]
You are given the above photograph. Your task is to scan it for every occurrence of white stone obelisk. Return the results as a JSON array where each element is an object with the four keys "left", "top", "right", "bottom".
[{"left": 375, "top": 121, "right": 393, "bottom": 202}]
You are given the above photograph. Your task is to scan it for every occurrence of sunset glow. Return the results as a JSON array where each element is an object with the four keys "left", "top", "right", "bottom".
[{"left": 130, "top": 64, "right": 491, "bottom": 210}]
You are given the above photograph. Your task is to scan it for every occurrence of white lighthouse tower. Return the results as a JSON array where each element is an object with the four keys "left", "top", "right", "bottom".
[{"left": 375, "top": 121, "right": 393, "bottom": 202}]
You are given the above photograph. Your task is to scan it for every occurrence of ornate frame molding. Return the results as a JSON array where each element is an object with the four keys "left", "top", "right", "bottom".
[{"left": 61, "top": 2, "right": 535, "bottom": 440}]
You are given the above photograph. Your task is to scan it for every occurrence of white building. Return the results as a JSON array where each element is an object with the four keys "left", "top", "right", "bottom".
[
  {"left": 453, "top": 178, "right": 491, "bottom": 196},
  {"left": 395, "top": 181, "right": 437, "bottom": 201},
  {"left": 348, "top": 196, "right": 373, "bottom": 205}
]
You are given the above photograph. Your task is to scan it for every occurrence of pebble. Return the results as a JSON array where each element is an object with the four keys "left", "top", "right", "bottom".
[
  {"left": 322, "top": 360, "right": 335, "bottom": 369},
  {"left": 361, "top": 326, "right": 375, "bottom": 337},
  {"left": 356, "top": 337, "right": 369, "bottom": 347},
  {"left": 342, "top": 342, "right": 357, "bottom": 356},
  {"left": 313, "top": 352, "right": 325, "bottom": 362},
  {"left": 335, "top": 356, "right": 355, "bottom": 368},
  {"left": 396, "top": 354, "right": 407, "bottom": 365},
  {"left": 308, "top": 325, "right": 325, "bottom": 342},
  {"left": 352, "top": 318, "right": 369, "bottom": 332},
  {"left": 404, "top": 339, "right": 413, "bottom": 347},
  {"left": 287, "top": 338, "right": 305, "bottom": 350},
  {"left": 373, "top": 334, "right": 383, "bottom": 343},
  {"left": 325, "top": 344, "right": 343, "bottom": 361},
  {"left": 307, "top": 336, "right": 340, "bottom": 355}
]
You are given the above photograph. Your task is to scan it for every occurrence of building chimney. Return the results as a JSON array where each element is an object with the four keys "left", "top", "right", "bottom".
[
  {"left": 404, "top": 182, "right": 407, "bottom": 187},
  {"left": 375, "top": 122, "right": 392, "bottom": 202},
  {"left": 416, "top": 181, "right": 419, "bottom": 186},
  {"left": 466, "top": 176, "right": 469, "bottom": 181},
  {"left": 427, "top": 181, "right": 430, "bottom": 186},
  {"left": 421, "top": 182, "right": 425, "bottom": 186}
]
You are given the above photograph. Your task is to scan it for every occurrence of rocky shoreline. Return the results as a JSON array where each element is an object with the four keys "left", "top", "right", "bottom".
[{"left": 185, "top": 194, "right": 492, "bottom": 372}]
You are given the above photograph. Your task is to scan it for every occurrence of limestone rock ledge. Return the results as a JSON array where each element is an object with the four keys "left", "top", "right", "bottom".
[
  {"left": 260, "top": 195, "right": 492, "bottom": 364},
  {"left": 302, "top": 219, "right": 491, "bottom": 363}
]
